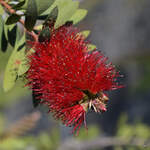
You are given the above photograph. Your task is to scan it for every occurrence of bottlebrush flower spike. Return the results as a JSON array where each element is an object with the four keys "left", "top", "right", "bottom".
[{"left": 27, "top": 26, "right": 122, "bottom": 134}]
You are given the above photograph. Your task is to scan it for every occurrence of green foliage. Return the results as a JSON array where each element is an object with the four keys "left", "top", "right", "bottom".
[
  {"left": 0, "top": 45, "right": 29, "bottom": 104},
  {"left": 4, "top": 23, "right": 9, "bottom": 40},
  {"left": 5, "top": 14, "right": 21, "bottom": 25},
  {"left": 43, "top": 6, "right": 58, "bottom": 28},
  {"left": 69, "top": 9, "right": 87, "bottom": 24},
  {"left": 3, "top": 23, "right": 21, "bottom": 51},
  {"left": 17, "top": 53, "right": 29, "bottom": 76},
  {"left": 88, "top": 44, "right": 96, "bottom": 51},
  {"left": 8, "top": 25, "right": 17, "bottom": 47},
  {"left": 22, "top": 0, "right": 54, "bottom": 15},
  {"left": 3, "top": 34, "right": 26, "bottom": 92},
  {"left": 115, "top": 114, "right": 150, "bottom": 150},
  {"left": 25, "top": 0, "right": 38, "bottom": 31},
  {"left": 41, "top": 0, "right": 88, "bottom": 28},
  {"left": 0, "top": 128, "right": 60, "bottom": 150},
  {"left": 0, "top": 138, "right": 28, "bottom": 150},
  {"left": 0, "top": 4, "right": 4, "bottom": 14},
  {"left": 39, "top": 6, "right": 58, "bottom": 41},
  {"left": 78, "top": 30, "right": 91, "bottom": 39},
  {"left": 38, "top": 26, "right": 51, "bottom": 42},
  {"left": 77, "top": 125, "right": 100, "bottom": 141},
  {"left": 1, "top": 30, "right": 8, "bottom": 52},
  {"left": 12, "top": 0, "right": 26, "bottom": 10},
  {"left": 54, "top": 0, "right": 79, "bottom": 28},
  {"left": 1, "top": 22, "right": 19, "bottom": 52},
  {"left": 36, "top": 129, "right": 60, "bottom": 150},
  {"left": 35, "top": 0, "right": 55, "bottom": 15}
]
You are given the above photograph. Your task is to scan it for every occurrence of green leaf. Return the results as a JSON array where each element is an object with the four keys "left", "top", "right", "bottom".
[
  {"left": 3, "top": 24, "right": 17, "bottom": 48},
  {"left": 8, "top": 25, "right": 17, "bottom": 47},
  {"left": 88, "top": 44, "right": 96, "bottom": 51},
  {"left": 69, "top": 9, "right": 87, "bottom": 24},
  {"left": 0, "top": 4, "right": 4, "bottom": 15},
  {"left": 18, "top": 48, "right": 30, "bottom": 76},
  {"left": 0, "top": 15, "right": 4, "bottom": 51},
  {"left": 36, "top": 0, "right": 55, "bottom": 15},
  {"left": 25, "top": 0, "right": 38, "bottom": 31},
  {"left": 12, "top": 0, "right": 26, "bottom": 10},
  {"left": 3, "top": 34, "right": 26, "bottom": 92},
  {"left": 4, "top": 23, "right": 16, "bottom": 41},
  {"left": 4, "top": 24, "right": 8, "bottom": 40},
  {"left": 77, "top": 30, "right": 90, "bottom": 39},
  {"left": 54, "top": 0, "right": 79, "bottom": 28},
  {"left": 38, "top": 26, "right": 51, "bottom": 42},
  {"left": 16, "top": 25, "right": 22, "bottom": 42},
  {"left": 44, "top": 6, "right": 58, "bottom": 28},
  {"left": 17, "top": 50, "right": 29, "bottom": 76},
  {"left": 5, "top": 14, "right": 21, "bottom": 25},
  {"left": 1, "top": 29, "right": 8, "bottom": 52},
  {"left": 22, "top": 0, "right": 54, "bottom": 15},
  {"left": 18, "top": 48, "right": 35, "bottom": 76},
  {"left": 40, "top": 0, "right": 60, "bottom": 16}
]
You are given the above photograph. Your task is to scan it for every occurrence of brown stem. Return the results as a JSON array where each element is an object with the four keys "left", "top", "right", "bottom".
[{"left": 0, "top": 0, "right": 38, "bottom": 42}]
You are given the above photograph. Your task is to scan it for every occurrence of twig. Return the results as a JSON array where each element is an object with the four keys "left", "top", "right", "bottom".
[{"left": 0, "top": 0, "right": 38, "bottom": 42}]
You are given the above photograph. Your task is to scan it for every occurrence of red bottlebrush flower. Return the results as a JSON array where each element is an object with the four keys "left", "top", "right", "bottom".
[{"left": 27, "top": 26, "right": 122, "bottom": 133}]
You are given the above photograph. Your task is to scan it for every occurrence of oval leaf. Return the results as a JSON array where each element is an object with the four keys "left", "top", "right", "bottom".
[
  {"left": 3, "top": 34, "right": 26, "bottom": 92},
  {"left": 54, "top": 0, "right": 79, "bottom": 28},
  {"left": 36, "top": 0, "right": 55, "bottom": 15},
  {"left": 22, "top": 0, "right": 54, "bottom": 15},
  {"left": 1, "top": 29, "right": 8, "bottom": 52},
  {"left": 77, "top": 30, "right": 91, "bottom": 39},
  {"left": 88, "top": 44, "right": 96, "bottom": 52},
  {"left": 5, "top": 14, "right": 21, "bottom": 25},
  {"left": 18, "top": 56, "right": 29, "bottom": 76},
  {"left": 8, "top": 25, "right": 17, "bottom": 47},
  {"left": 12, "top": 0, "right": 26, "bottom": 10},
  {"left": 43, "top": 6, "right": 58, "bottom": 28},
  {"left": 69, "top": 9, "right": 87, "bottom": 24},
  {"left": 25, "top": 0, "right": 37, "bottom": 31}
]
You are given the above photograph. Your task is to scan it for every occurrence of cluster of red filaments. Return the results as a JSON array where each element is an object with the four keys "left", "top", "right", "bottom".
[{"left": 27, "top": 25, "right": 122, "bottom": 133}]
